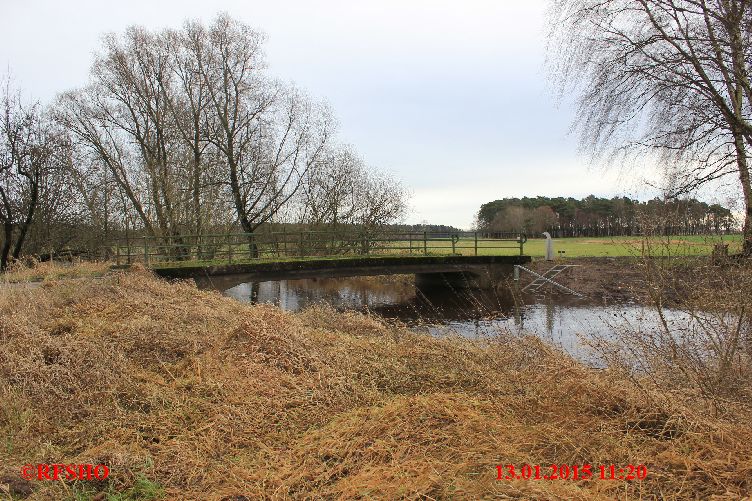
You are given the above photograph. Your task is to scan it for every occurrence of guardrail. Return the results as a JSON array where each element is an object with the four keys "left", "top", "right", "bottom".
[{"left": 112, "top": 230, "right": 528, "bottom": 267}]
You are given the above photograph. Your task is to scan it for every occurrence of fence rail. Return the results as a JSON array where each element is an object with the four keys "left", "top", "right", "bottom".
[{"left": 111, "top": 230, "right": 528, "bottom": 267}]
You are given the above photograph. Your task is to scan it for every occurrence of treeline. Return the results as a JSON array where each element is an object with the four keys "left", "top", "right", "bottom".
[
  {"left": 392, "top": 224, "right": 462, "bottom": 234},
  {"left": 477, "top": 196, "right": 736, "bottom": 237},
  {"left": 0, "top": 15, "right": 408, "bottom": 270}
]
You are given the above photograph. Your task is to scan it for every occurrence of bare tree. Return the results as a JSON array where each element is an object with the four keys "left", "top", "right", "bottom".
[
  {"left": 300, "top": 144, "right": 408, "bottom": 233},
  {"left": 57, "top": 34, "right": 173, "bottom": 240},
  {"left": 51, "top": 14, "right": 386, "bottom": 262},
  {"left": 165, "top": 22, "right": 223, "bottom": 237},
  {"left": 57, "top": 22, "right": 247, "bottom": 259},
  {"left": 549, "top": 0, "right": 752, "bottom": 254},
  {"left": 300, "top": 146, "right": 363, "bottom": 227},
  {"left": 192, "top": 15, "right": 334, "bottom": 255},
  {"left": 0, "top": 81, "right": 62, "bottom": 270},
  {"left": 489, "top": 206, "right": 527, "bottom": 233}
]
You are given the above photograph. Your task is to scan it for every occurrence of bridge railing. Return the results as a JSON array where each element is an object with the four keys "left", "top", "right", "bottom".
[{"left": 111, "top": 230, "right": 527, "bottom": 267}]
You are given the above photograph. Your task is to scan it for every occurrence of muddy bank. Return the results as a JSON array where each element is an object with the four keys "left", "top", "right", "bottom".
[
  {"left": 522, "top": 257, "right": 647, "bottom": 302},
  {"left": 523, "top": 256, "right": 752, "bottom": 305}
]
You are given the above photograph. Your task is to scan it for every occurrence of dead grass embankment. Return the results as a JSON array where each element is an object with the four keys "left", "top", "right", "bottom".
[
  {"left": 1, "top": 259, "right": 111, "bottom": 283},
  {"left": 0, "top": 267, "right": 751, "bottom": 499}
]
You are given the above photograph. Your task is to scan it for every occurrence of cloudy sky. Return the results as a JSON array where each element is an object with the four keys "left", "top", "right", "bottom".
[{"left": 1, "top": 0, "right": 661, "bottom": 228}]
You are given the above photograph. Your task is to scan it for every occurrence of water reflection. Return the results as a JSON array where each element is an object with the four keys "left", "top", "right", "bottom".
[{"left": 202, "top": 275, "right": 683, "bottom": 361}]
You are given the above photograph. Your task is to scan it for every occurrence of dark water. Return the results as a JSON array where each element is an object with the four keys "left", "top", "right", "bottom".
[{"left": 197, "top": 275, "right": 692, "bottom": 360}]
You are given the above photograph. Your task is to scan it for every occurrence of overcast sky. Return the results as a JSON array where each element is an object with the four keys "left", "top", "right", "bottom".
[{"left": 1, "top": 0, "right": 668, "bottom": 228}]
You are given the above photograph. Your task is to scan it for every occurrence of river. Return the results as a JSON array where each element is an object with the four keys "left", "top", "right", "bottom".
[{"left": 197, "top": 275, "right": 697, "bottom": 363}]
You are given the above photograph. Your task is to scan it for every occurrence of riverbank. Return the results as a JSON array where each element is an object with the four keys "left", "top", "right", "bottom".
[
  {"left": 524, "top": 257, "right": 647, "bottom": 302},
  {"left": 523, "top": 255, "right": 752, "bottom": 305},
  {"left": 1, "top": 267, "right": 750, "bottom": 499}
]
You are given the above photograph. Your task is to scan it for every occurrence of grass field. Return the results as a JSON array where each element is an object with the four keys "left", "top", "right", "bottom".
[
  {"left": 379, "top": 234, "right": 743, "bottom": 258},
  {"left": 483, "top": 234, "right": 744, "bottom": 258}
]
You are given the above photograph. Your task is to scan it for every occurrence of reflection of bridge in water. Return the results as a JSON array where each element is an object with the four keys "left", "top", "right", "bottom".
[{"left": 159, "top": 255, "right": 532, "bottom": 291}]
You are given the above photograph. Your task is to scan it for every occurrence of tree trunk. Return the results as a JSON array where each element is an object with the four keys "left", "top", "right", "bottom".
[
  {"left": 11, "top": 180, "right": 38, "bottom": 261},
  {"left": 1, "top": 223, "right": 13, "bottom": 271},
  {"left": 226, "top": 155, "right": 260, "bottom": 259},
  {"left": 734, "top": 132, "right": 752, "bottom": 255}
]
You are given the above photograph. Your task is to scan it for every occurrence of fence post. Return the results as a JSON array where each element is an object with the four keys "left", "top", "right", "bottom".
[
  {"left": 299, "top": 232, "right": 304, "bottom": 257},
  {"left": 228, "top": 235, "right": 233, "bottom": 264},
  {"left": 116, "top": 242, "right": 121, "bottom": 266},
  {"left": 143, "top": 237, "right": 149, "bottom": 266},
  {"left": 409, "top": 233, "right": 413, "bottom": 254},
  {"left": 519, "top": 235, "right": 524, "bottom": 256},
  {"left": 249, "top": 233, "right": 254, "bottom": 260},
  {"left": 474, "top": 232, "right": 478, "bottom": 256},
  {"left": 423, "top": 231, "right": 427, "bottom": 255}
]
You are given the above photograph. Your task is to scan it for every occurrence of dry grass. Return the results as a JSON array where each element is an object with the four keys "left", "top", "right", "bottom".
[
  {"left": 0, "top": 266, "right": 751, "bottom": 499},
  {"left": 1, "top": 259, "right": 111, "bottom": 283}
]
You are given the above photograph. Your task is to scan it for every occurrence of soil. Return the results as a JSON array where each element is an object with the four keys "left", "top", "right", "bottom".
[{"left": 524, "top": 257, "right": 652, "bottom": 303}]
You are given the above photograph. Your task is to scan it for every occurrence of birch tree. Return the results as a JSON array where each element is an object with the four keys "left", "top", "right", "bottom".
[{"left": 549, "top": 0, "right": 752, "bottom": 254}]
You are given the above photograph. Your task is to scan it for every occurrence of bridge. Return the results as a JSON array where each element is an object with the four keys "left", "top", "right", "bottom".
[
  {"left": 154, "top": 255, "right": 531, "bottom": 290},
  {"left": 113, "top": 230, "right": 531, "bottom": 290}
]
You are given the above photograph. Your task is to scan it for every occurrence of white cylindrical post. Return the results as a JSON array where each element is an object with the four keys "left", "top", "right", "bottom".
[{"left": 543, "top": 232, "right": 554, "bottom": 261}]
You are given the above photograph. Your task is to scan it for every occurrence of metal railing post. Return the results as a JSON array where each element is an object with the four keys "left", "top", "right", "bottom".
[
  {"left": 423, "top": 231, "right": 427, "bottom": 255},
  {"left": 144, "top": 237, "right": 149, "bottom": 267},
  {"left": 116, "top": 242, "right": 120, "bottom": 266},
  {"left": 474, "top": 232, "right": 478, "bottom": 256},
  {"left": 143, "top": 237, "right": 149, "bottom": 266}
]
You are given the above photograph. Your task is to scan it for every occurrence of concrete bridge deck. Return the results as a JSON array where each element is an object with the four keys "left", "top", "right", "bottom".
[{"left": 153, "top": 255, "right": 531, "bottom": 290}]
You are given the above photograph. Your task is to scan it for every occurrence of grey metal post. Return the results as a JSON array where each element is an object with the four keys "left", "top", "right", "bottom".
[
  {"left": 474, "top": 232, "right": 478, "bottom": 256},
  {"left": 423, "top": 231, "right": 427, "bottom": 255},
  {"left": 143, "top": 237, "right": 149, "bottom": 266}
]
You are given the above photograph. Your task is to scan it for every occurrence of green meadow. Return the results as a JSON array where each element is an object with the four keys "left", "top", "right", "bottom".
[{"left": 421, "top": 234, "right": 743, "bottom": 258}]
